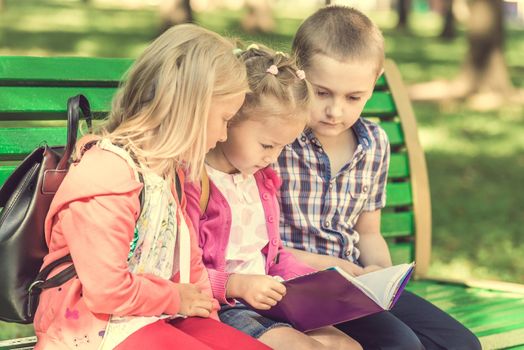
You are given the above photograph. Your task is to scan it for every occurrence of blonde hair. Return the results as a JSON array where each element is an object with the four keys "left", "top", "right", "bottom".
[
  {"left": 292, "top": 6, "right": 384, "bottom": 75},
  {"left": 97, "top": 24, "right": 248, "bottom": 181},
  {"left": 233, "top": 44, "right": 312, "bottom": 126}
]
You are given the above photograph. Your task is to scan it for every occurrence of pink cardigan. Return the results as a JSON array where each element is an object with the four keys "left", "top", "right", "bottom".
[
  {"left": 185, "top": 167, "right": 316, "bottom": 305},
  {"left": 34, "top": 146, "right": 217, "bottom": 350}
]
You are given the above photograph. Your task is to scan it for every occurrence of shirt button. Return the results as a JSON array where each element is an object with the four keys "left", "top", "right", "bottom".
[
  {"left": 271, "top": 238, "right": 278, "bottom": 245},
  {"left": 301, "top": 136, "right": 307, "bottom": 142},
  {"left": 262, "top": 193, "right": 270, "bottom": 200},
  {"left": 329, "top": 183, "right": 333, "bottom": 190},
  {"left": 363, "top": 186, "right": 368, "bottom": 193},
  {"left": 324, "top": 220, "right": 330, "bottom": 228},
  {"left": 345, "top": 250, "right": 351, "bottom": 257},
  {"left": 268, "top": 215, "right": 275, "bottom": 223}
]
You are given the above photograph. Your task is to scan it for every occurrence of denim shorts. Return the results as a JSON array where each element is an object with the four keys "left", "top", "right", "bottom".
[{"left": 219, "top": 302, "right": 291, "bottom": 339}]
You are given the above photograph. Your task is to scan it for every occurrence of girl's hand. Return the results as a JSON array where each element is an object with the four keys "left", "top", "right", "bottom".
[
  {"left": 227, "top": 274, "right": 286, "bottom": 310},
  {"left": 176, "top": 283, "right": 215, "bottom": 318}
]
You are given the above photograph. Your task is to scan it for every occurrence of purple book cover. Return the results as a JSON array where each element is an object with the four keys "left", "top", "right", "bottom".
[{"left": 242, "top": 264, "right": 414, "bottom": 332}]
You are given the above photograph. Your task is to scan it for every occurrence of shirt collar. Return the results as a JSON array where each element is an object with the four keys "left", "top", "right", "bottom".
[{"left": 297, "top": 118, "right": 373, "bottom": 151}]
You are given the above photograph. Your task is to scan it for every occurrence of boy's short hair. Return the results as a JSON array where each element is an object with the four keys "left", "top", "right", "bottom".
[{"left": 292, "top": 5, "right": 385, "bottom": 74}]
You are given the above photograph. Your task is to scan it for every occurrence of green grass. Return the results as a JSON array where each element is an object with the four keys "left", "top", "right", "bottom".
[{"left": 1, "top": 0, "right": 523, "bottom": 340}]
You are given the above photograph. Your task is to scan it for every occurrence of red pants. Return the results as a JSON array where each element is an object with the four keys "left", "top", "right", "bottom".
[{"left": 115, "top": 317, "right": 270, "bottom": 349}]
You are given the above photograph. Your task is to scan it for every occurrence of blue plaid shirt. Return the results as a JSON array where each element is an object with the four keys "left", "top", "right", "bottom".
[{"left": 274, "top": 118, "right": 390, "bottom": 263}]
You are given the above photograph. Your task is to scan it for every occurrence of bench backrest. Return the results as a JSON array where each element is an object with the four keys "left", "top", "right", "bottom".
[{"left": 0, "top": 57, "right": 431, "bottom": 278}]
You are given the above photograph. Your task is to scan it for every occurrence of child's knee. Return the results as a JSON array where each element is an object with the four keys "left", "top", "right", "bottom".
[{"left": 396, "top": 333, "right": 424, "bottom": 350}]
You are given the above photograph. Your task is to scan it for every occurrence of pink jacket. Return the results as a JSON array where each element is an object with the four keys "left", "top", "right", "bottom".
[
  {"left": 34, "top": 146, "right": 217, "bottom": 350},
  {"left": 185, "top": 167, "right": 316, "bottom": 305}
]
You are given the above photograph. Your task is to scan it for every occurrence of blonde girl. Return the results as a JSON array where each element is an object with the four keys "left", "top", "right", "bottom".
[
  {"left": 33, "top": 24, "right": 269, "bottom": 350},
  {"left": 185, "top": 45, "right": 362, "bottom": 350}
]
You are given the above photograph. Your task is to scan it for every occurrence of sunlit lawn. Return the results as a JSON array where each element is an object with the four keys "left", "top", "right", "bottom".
[{"left": 1, "top": 0, "right": 523, "bottom": 340}]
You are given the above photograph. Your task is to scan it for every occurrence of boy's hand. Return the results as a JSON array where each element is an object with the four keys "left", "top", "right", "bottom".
[
  {"left": 176, "top": 283, "right": 215, "bottom": 318},
  {"left": 227, "top": 274, "right": 286, "bottom": 310},
  {"left": 359, "top": 264, "right": 384, "bottom": 275},
  {"left": 340, "top": 261, "right": 364, "bottom": 276}
]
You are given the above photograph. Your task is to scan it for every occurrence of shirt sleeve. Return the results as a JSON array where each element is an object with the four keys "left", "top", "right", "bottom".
[
  {"left": 268, "top": 246, "right": 317, "bottom": 280},
  {"left": 363, "top": 127, "right": 390, "bottom": 212},
  {"left": 58, "top": 191, "right": 182, "bottom": 317}
]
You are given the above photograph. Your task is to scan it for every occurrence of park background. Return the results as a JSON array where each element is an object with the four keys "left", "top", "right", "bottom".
[{"left": 0, "top": 0, "right": 523, "bottom": 340}]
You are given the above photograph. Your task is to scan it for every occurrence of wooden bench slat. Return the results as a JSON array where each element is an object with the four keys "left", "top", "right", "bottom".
[
  {"left": 0, "top": 127, "right": 67, "bottom": 158},
  {"left": 0, "top": 87, "right": 396, "bottom": 120},
  {"left": 381, "top": 211, "right": 414, "bottom": 237},
  {"left": 385, "top": 182, "right": 412, "bottom": 207},
  {"left": 0, "top": 87, "right": 115, "bottom": 119},
  {"left": 380, "top": 121, "right": 404, "bottom": 146},
  {"left": 0, "top": 56, "right": 131, "bottom": 86},
  {"left": 388, "top": 242, "right": 413, "bottom": 264},
  {"left": 408, "top": 280, "right": 524, "bottom": 343},
  {"left": 0, "top": 165, "right": 16, "bottom": 186},
  {"left": 389, "top": 153, "right": 409, "bottom": 178},
  {"left": 0, "top": 335, "right": 36, "bottom": 350},
  {"left": 361, "top": 91, "right": 396, "bottom": 117}
]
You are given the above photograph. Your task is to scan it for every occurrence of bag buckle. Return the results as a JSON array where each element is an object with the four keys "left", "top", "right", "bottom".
[{"left": 27, "top": 280, "right": 44, "bottom": 319}]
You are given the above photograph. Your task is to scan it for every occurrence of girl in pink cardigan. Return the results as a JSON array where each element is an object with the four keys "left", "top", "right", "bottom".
[
  {"left": 185, "top": 45, "right": 362, "bottom": 350},
  {"left": 33, "top": 24, "right": 269, "bottom": 350}
]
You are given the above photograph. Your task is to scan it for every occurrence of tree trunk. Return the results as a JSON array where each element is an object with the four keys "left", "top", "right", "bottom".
[
  {"left": 241, "top": 0, "right": 275, "bottom": 34},
  {"left": 408, "top": 0, "right": 518, "bottom": 108},
  {"left": 459, "top": 0, "right": 512, "bottom": 95},
  {"left": 159, "top": 0, "right": 193, "bottom": 34},
  {"left": 396, "top": 0, "right": 411, "bottom": 30},
  {"left": 440, "top": 0, "right": 456, "bottom": 39}
]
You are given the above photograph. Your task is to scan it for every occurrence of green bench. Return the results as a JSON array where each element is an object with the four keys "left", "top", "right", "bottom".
[{"left": 1, "top": 56, "right": 524, "bottom": 350}]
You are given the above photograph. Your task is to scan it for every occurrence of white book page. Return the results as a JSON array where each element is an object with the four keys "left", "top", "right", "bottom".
[
  {"left": 331, "top": 266, "right": 382, "bottom": 305},
  {"left": 354, "top": 263, "right": 414, "bottom": 308}
]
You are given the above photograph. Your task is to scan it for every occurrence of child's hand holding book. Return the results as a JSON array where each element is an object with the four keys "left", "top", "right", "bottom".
[{"left": 227, "top": 274, "right": 286, "bottom": 310}]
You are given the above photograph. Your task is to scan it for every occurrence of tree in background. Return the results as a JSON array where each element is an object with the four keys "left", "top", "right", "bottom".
[
  {"left": 461, "top": 0, "right": 512, "bottom": 97},
  {"left": 439, "top": 0, "right": 455, "bottom": 39},
  {"left": 396, "top": 0, "right": 412, "bottom": 30},
  {"left": 159, "top": 0, "right": 193, "bottom": 33},
  {"left": 409, "top": 0, "right": 521, "bottom": 110},
  {"left": 241, "top": 0, "right": 275, "bottom": 33}
]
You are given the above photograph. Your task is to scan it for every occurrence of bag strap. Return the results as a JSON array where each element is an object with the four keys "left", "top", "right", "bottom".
[
  {"left": 57, "top": 95, "right": 92, "bottom": 171},
  {"left": 175, "top": 171, "right": 182, "bottom": 204},
  {"left": 27, "top": 254, "right": 76, "bottom": 318},
  {"left": 199, "top": 169, "right": 210, "bottom": 215}
]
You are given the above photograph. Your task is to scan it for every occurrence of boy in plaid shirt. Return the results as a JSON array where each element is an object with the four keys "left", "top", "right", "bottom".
[{"left": 274, "top": 6, "right": 481, "bottom": 349}]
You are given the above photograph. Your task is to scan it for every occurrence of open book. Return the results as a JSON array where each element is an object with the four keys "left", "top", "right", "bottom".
[{"left": 247, "top": 262, "right": 415, "bottom": 332}]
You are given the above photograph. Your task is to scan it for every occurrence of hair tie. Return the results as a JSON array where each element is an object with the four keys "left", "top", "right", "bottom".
[
  {"left": 232, "top": 48, "right": 243, "bottom": 56},
  {"left": 266, "top": 65, "right": 279, "bottom": 75},
  {"left": 275, "top": 51, "right": 289, "bottom": 58},
  {"left": 247, "top": 43, "right": 260, "bottom": 50},
  {"left": 296, "top": 69, "right": 306, "bottom": 80}
]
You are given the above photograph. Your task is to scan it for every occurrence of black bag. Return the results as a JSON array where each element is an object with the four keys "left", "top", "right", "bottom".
[{"left": 0, "top": 95, "right": 92, "bottom": 324}]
